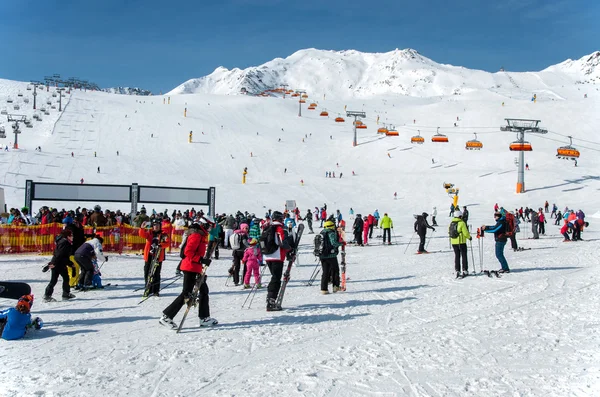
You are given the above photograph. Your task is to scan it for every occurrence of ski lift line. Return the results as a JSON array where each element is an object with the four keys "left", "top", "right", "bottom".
[
  {"left": 535, "top": 135, "right": 600, "bottom": 153},
  {"left": 398, "top": 126, "right": 499, "bottom": 135},
  {"left": 546, "top": 130, "right": 600, "bottom": 146}
]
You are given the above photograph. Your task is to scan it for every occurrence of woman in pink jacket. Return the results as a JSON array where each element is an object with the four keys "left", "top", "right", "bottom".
[
  {"left": 362, "top": 216, "right": 370, "bottom": 245},
  {"left": 242, "top": 238, "right": 262, "bottom": 288}
]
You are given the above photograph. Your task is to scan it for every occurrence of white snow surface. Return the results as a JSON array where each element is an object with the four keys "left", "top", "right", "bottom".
[
  {"left": 1, "top": 60, "right": 600, "bottom": 395},
  {"left": 169, "top": 48, "right": 600, "bottom": 97}
]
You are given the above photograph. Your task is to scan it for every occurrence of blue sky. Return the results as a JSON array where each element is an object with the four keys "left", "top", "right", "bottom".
[{"left": 1, "top": 0, "right": 597, "bottom": 93}]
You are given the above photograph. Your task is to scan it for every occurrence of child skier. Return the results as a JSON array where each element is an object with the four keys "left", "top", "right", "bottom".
[
  {"left": 91, "top": 258, "right": 104, "bottom": 288},
  {"left": 242, "top": 238, "right": 262, "bottom": 289},
  {"left": 0, "top": 295, "right": 43, "bottom": 340}
]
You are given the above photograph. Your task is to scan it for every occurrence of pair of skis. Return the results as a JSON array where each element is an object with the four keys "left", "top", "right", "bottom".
[
  {"left": 176, "top": 237, "right": 219, "bottom": 333},
  {"left": 138, "top": 242, "right": 163, "bottom": 304},
  {"left": 270, "top": 224, "right": 305, "bottom": 311}
]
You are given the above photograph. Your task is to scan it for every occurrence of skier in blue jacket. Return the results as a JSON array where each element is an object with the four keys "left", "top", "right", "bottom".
[{"left": 481, "top": 212, "right": 510, "bottom": 273}]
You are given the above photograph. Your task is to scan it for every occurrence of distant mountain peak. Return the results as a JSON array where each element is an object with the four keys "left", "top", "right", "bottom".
[{"left": 168, "top": 48, "right": 600, "bottom": 97}]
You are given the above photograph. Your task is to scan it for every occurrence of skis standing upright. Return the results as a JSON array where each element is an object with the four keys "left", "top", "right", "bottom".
[
  {"left": 273, "top": 223, "right": 305, "bottom": 310},
  {"left": 176, "top": 236, "right": 219, "bottom": 333},
  {"left": 339, "top": 228, "right": 347, "bottom": 291},
  {"left": 139, "top": 238, "right": 163, "bottom": 303}
]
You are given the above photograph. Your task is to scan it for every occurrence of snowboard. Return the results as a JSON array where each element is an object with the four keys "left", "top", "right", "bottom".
[{"left": 0, "top": 282, "right": 32, "bottom": 300}]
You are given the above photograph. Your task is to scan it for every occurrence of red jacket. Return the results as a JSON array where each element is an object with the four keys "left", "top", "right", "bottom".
[
  {"left": 139, "top": 228, "right": 170, "bottom": 262},
  {"left": 263, "top": 222, "right": 289, "bottom": 262},
  {"left": 368, "top": 214, "right": 374, "bottom": 225},
  {"left": 180, "top": 232, "right": 208, "bottom": 273}
]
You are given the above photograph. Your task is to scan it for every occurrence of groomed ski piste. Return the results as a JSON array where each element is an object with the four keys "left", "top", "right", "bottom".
[{"left": 1, "top": 49, "right": 600, "bottom": 396}]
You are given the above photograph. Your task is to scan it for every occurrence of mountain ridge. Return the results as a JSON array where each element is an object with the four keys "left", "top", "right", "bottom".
[{"left": 168, "top": 48, "right": 600, "bottom": 98}]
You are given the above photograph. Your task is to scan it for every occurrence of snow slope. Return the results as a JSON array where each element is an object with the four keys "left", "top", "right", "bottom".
[
  {"left": 169, "top": 48, "right": 600, "bottom": 98},
  {"left": 0, "top": 62, "right": 600, "bottom": 396}
]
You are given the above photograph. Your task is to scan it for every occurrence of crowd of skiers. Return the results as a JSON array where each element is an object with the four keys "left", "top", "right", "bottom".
[{"left": 0, "top": 196, "right": 591, "bottom": 337}]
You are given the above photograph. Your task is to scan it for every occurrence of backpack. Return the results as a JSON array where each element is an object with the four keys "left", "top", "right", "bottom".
[
  {"left": 314, "top": 229, "right": 334, "bottom": 258},
  {"left": 504, "top": 212, "right": 516, "bottom": 237},
  {"left": 259, "top": 224, "right": 279, "bottom": 254},
  {"left": 448, "top": 221, "right": 460, "bottom": 239},
  {"left": 229, "top": 232, "right": 242, "bottom": 250},
  {"left": 179, "top": 239, "right": 187, "bottom": 259}
]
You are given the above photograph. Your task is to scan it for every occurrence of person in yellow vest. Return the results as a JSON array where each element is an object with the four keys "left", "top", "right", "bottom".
[{"left": 449, "top": 210, "right": 471, "bottom": 278}]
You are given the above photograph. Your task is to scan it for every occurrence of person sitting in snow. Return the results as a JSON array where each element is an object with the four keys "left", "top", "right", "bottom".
[{"left": 0, "top": 295, "right": 43, "bottom": 340}]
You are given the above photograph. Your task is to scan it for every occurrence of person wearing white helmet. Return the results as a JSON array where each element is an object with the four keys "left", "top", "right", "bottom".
[{"left": 449, "top": 210, "right": 471, "bottom": 278}]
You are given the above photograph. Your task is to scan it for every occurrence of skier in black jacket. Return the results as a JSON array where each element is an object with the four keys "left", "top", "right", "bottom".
[
  {"left": 43, "top": 229, "right": 75, "bottom": 301},
  {"left": 353, "top": 214, "right": 364, "bottom": 246},
  {"left": 414, "top": 212, "right": 435, "bottom": 253}
]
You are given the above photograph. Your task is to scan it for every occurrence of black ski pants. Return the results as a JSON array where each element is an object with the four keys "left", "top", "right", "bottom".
[
  {"left": 207, "top": 239, "right": 220, "bottom": 260},
  {"left": 509, "top": 234, "right": 518, "bottom": 250},
  {"left": 452, "top": 243, "right": 468, "bottom": 272},
  {"left": 266, "top": 260, "right": 284, "bottom": 301},
  {"left": 163, "top": 270, "right": 210, "bottom": 320},
  {"left": 75, "top": 254, "right": 94, "bottom": 287},
  {"left": 368, "top": 223, "right": 374, "bottom": 238},
  {"left": 320, "top": 257, "right": 340, "bottom": 291},
  {"left": 307, "top": 220, "right": 313, "bottom": 233},
  {"left": 538, "top": 221, "right": 545, "bottom": 235},
  {"left": 232, "top": 249, "right": 245, "bottom": 285},
  {"left": 383, "top": 228, "right": 391, "bottom": 243},
  {"left": 45, "top": 265, "right": 71, "bottom": 298},
  {"left": 417, "top": 233, "right": 426, "bottom": 252},
  {"left": 573, "top": 226, "right": 582, "bottom": 241},
  {"left": 144, "top": 259, "right": 163, "bottom": 294},
  {"left": 354, "top": 231, "right": 363, "bottom": 246}
]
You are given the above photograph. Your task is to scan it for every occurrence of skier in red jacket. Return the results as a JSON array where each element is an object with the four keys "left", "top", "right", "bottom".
[{"left": 160, "top": 218, "right": 217, "bottom": 329}]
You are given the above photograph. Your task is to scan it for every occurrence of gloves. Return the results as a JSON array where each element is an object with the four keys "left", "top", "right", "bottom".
[
  {"left": 105, "top": 256, "right": 109, "bottom": 262},
  {"left": 201, "top": 258, "right": 212, "bottom": 266},
  {"left": 42, "top": 263, "right": 51, "bottom": 273},
  {"left": 469, "top": 237, "right": 473, "bottom": 241},
  {"left": 432, "top": 228, "right": 436, "bottom": 232}
]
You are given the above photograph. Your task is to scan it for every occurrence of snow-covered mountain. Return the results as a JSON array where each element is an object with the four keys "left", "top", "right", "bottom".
[
  {"left": 168, "top": 48, "right": 600, "bottom": 98},
  {"left": 544, "top": 51, "right": 600, "bottom": 83},
  {"left": 102, "top": 86, "right": 152, "bottom": 96}
]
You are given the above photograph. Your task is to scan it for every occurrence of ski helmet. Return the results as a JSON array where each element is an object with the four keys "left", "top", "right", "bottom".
[
  {"left": 454, "top": 210, "right": 462, "bottom": 218},
  {"left": 94, "top": 205, "right": 101, "bottom": 212},
  {"left": 16, "top": 294, "right": 34, "bottom": 314},
  {"left": 323, "top": 220, "right": 336, "bottom": 229},
  {"left": 272, "top": 211, "right": 284, "bottom": 221},
  {"left": 151, "top": 218, "right": 162, "bottom": 228}
]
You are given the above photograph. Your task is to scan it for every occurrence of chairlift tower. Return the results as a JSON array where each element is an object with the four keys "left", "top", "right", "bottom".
[
  {"left": 281, "top": 83, "right": 288, "bottom": 98},
  {"left": 30, "top": 81, "right": 43, "bottom": 110},
  {"left": 501, "top": 118, "right": 548, "bottom": 193},
  {"left": 346, "top": 111, "right": 366, "bottom": 147},
  {"left": 7, "top": 114, "right": 26, "bottom": 149},
  {"left": 57, "top": 88, "right": 66, "bottom": 111},
  {"left": 296, "top": 90, "right": 306, "bottom": 117}
]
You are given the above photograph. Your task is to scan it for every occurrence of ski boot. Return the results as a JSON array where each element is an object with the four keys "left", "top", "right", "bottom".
[
  {"left": 199, "top": 317, "right": 218, "bottom": 327},
  {"left": 159, "top": 315, "right": 178, "bottom": 330}
]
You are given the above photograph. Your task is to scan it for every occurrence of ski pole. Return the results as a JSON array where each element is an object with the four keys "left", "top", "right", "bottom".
[
  {"left": 98, "top": 260, "right": 108, "bottom": 271},
  {"left": 403, "top": 232, "right": 415, "bottom": 254},
  {"left": 133, "top": 272, "right": 178, "bottom": 292},
  {"left": 158, "top": 274, "right": 182, "bottom": 292},
  {"left": 305, "top": 260, "right": 321, "bottom": 286},
  {"left": 245, "top": 262, "right": 270, "bottom": 309},
  {"left": 425, "top": 229, "right": 436, "bottom": 250},
  {"left": 469, "top": 239, "right": 475, "bottom": 275}
]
